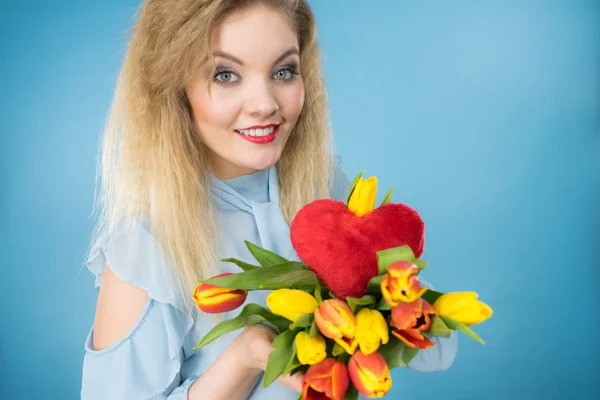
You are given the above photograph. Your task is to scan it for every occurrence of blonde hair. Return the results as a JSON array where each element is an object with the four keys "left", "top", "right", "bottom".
[{"left": 91, "top": 0, "right": 335, "bottom": 314}]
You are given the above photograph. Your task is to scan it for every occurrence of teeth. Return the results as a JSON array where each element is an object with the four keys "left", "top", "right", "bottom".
[{"left": 236, "top": 126, "right": 276, "bottom": 137}]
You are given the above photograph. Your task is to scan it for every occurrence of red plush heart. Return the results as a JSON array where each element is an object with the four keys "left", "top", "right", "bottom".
[{"left": 290, "top": 200, "right": 425, "bottom": 299}]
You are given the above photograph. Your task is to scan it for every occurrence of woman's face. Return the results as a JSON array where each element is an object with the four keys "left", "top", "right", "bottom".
[{"left": 186, "top": 5, "right": 305, "bottom": 180}]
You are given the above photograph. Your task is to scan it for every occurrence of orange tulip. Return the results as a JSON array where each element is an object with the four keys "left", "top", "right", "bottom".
[
  {"left": 348, "top": 350, "right": 392, "bottom": 398},
  {"left": 302, "top": 358, "right": 349, "bottom": 400},
  {"left": 381, "top": 261, "right": 426, "bottom": 306},
  {"left": 314, "top": 299, "right": 358, "bottom": 354},
  {"left": 390, "top": 298, "right": 436, "bottom": 350},
  {"left": 192, "top": 273, "right": 247, "bottom": 313}
]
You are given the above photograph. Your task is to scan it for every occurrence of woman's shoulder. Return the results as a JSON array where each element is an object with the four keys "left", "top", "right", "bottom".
[{"left": 84, "top": 215, "right": 186, "bottom": 312}]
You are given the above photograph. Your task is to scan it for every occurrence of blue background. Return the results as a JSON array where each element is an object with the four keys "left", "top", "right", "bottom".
[{"left": 1, "top": 0, "right": 598, "bottom": 398}]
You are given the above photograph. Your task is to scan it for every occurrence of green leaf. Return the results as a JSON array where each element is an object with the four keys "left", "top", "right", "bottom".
[
  {"left": 413, "top": 258, "right": 428, "bottom": 271},
  {"left": 344, "top": 384, "right": 359, "bottom": 400},
  {"left": 290, "top": 313, "right": 314, "bottom": 330},
  {"left": 332, "top": 343, "right": 345, "bottom": 357},
  {"left": 427, "top": 315, "right": 452, "bottom": 338},
  {"left": 263, "top": 329, "right": 299, "bottom": 387},
  {"left": 259, "top": 269, "right": 319, "bottom": 290},
  {"left": 402, "top": 346, "right": 420, "bottom": 366},
  {"left": 308, "top": 318, "right": 318, "bottom": 338},
  {"left": 193, "top": 304, "right": 289, "bottom": 350},
  {"left": 367, "top": 275, "right": 383, "bottom": 296},
  {"left": 376, "top": 246, "right": 416, "bottom": 274},
  {"left": 290, "top": 364, "right": 309, "bottom": 377},
  {"left": 220, "top": 258, "right": 261, "bottom": 272},
  {"left": 421, "top": 289, "right": 444, "bottom": 305},
  {"left": 282, "top": 342, "right": 303, "bottom": 376},
  {"left": 346, "top": 295, "right": 376, "bottom": 313},
  {"left": 376, "top": 298, "right": 391, "bottom": 311},
  {"left": 245, "top": 241, "right": 289, "bottom": 267},
  {"left": 346, "top": 171, "right": 365, "bottom": 204},
  {"left": 379, "top": 337, "right": 420, "bottom": 369},
  {"left": 440, "top": 316, "right": 485, "bottom": 344},
  {"left": 337, "top": 352, "right": 351, "bottom": 364},
  {"left": 380, "top": 186, "right": 394, "bottom": 206},
  {"left": 201, "top": 262, "right": 309, "bottom": 290},
  {"left": 314, "top": 285, "right": 323, "bottom": 304}
]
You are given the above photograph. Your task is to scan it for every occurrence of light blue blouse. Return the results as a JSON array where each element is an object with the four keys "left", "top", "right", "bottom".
[{"left": 81, "top": 164, "right": 458, "bottom": 399}]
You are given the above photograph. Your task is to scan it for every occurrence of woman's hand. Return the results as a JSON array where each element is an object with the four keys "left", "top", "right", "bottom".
[{"left": 234, "top": 324, "right": 305, "bottom": 393}]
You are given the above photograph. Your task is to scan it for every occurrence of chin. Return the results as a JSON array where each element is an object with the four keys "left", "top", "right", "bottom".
[{"left": 241, "top": 149, "right": 284, "bottom": 171}]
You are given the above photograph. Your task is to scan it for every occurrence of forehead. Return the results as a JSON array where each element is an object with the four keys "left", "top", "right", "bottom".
[{"left": 212, "top": 5, "right": 299, "bottom": 61}]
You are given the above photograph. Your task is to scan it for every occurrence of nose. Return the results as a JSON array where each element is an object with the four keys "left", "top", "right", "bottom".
[{"left": 244, "top": 78, "right": 279, "bottom": 118}]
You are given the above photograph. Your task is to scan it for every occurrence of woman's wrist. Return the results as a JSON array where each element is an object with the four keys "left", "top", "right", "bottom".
[
  {"left": 231, "top": 332, "right": 264, "bottom": 374},
  {"left": 187, "top": 338, "right": 263, "bottom": 400}
]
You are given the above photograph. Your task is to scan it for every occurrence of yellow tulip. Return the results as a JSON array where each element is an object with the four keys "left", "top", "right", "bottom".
[
  {"left": 433, "top": 291, "right": 493, "bottom": 326},
  {"left": 295, "top": 331, "right": 327, "bottom": 365},
  {"left": 347, "top": 176, "right": 378, "bottom": 217},
  {"left": 266, "top": 289, "right": 319, "bottom": 322},
  {"left": 355, "top": 308, "right": 389, "bottom": 355}
]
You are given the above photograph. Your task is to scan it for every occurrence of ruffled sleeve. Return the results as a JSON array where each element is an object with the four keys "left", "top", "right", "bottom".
[{"left": 81, "top": 217, "right": 195, "bottom": 399}]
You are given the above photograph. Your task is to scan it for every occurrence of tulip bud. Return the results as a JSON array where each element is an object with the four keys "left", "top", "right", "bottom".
[
  {"left": 433, "top": 291, "right": 493, "bottom": 326},
  {"left": 192, "top": 273, "right": 247, "bottom": 313},
  {"left": 348, "top": 350, "right": 392, "bottom": 398},
  {"left": 302, "top": 358, "right": 349, "bottom": 400},
  {"left": 295, "top": 331, "right": 327, "bottom": 365},
  {"left": 266, "top": 289, "right": 318, "bottom": 322},
  {"left": 314, "top": 299, "right": 358, "bottom": 354},
  {"left": 390, "top": 298, "right": 436, "bottom": 350},
  {"left": 381, "top": 261, "right": 426, "bottom": 306},
  {"left": 355, "top": 308, "right": 389, "bottom": 355},
  {"left": 347, "top": 176, "right": 378, "bottom": 217}
]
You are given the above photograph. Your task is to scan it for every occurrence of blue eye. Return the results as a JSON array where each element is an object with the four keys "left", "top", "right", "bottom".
[
  {"left": 274, "top": 66, "right": 300, "bottom": 82},
  {"left": 214, "top": 69, "right": 239, "bottom": 84}
]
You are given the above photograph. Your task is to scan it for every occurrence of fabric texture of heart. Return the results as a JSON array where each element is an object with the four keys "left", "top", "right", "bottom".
[{"left": 290, "top": 200, "right": 425, "bottom": 299}]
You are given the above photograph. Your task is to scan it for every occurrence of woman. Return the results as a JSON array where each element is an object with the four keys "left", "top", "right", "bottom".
[{"left": 81, "top": 0, "right": 458, "bottom": 399}]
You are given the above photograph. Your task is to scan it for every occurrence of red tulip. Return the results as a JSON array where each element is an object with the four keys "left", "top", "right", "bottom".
[
  {"left": 390, "top": 298, "right": 436, "bottom": 350},
  {"left": 302, "top": 358, "right": 349, "bottom": 400},
  {"left": 192, "top": 273, "right": 247, "bottom": 313}
]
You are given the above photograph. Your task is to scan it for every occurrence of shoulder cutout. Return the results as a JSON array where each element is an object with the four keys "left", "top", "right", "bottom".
[{"left": 92, "top": 263, "right": 150, "bottom": 351}]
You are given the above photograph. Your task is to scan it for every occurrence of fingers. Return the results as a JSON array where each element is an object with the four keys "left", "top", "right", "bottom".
[{"left": 277, "top": 371, "right": 305, "bottom": 393}]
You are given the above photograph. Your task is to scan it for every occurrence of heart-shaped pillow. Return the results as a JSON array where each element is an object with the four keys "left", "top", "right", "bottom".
[{"left": 290, "top": 200, "right": 424, "bottom": 299}]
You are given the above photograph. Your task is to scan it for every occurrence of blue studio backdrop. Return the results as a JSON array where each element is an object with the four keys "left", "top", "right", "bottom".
[{"left": 1, "top": 0, "right": 598, "bottom": 399}]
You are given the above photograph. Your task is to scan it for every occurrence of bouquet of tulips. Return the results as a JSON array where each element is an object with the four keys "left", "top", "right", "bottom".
[{"left": 192, "top": 172, "right": 493, "bottom": 399}]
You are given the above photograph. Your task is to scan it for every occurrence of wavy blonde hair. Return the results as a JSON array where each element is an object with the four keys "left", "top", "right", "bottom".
[{"left": 91, "top": 0, "right": 335, "bottom": 313}]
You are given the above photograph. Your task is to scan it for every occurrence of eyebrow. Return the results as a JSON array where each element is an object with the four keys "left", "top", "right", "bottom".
[{"left": 212, "top": 48, "right": 300, "bottom": 68}]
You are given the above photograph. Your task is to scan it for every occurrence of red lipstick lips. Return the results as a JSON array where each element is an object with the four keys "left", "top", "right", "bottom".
[{"left": 235, "top": 124, "right": 280, "bottom": 144}]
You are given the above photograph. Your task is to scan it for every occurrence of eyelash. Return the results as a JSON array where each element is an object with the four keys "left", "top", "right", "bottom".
[{"left": 213, "top": 65, "right": 300, "bottom": 86}]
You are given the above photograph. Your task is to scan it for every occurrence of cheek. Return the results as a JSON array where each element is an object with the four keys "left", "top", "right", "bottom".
[
  {"left": 189, "top": 86, "right": 241, "bottom": 131},
  {"left": 280, "top": 83, "right": 305, "bottom": 120}
]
